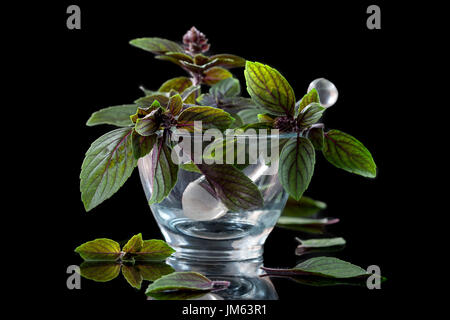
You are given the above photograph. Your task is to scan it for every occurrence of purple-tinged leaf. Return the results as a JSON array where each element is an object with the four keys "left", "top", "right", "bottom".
[
  {"left": 167, "top": 94, "right": 183, "bottom": 116},
  {"left": 278, "top": 137, "right": 315, "bottom": 200},
  {"left": 297, "top": 103, "right": 325, "bottom": 127},
  {"left": 295, "top": 237, "right": 346, "bottom": 255},
  {"left": 148, "top": 137, "right": 179, "bottom": 204},
  {"left": 79, "top": 262, "right": 121, "bottom": 282},
  {"left": 134, "top": 240, "right": 175, "bottom": 261},
  {"left": 122, "top": 233, "right": 144, "bottom": 254},
  {"left": 177, "top": 106, "right": 234, "bottom": 132},
  {"left": 122, "top": 264, "right": 143, "bottom": 289},
  {"left": 80, "top": 128, "right": 136, "bottom": 211},
  {"left": 131, "top": 130, "right": 157, "bottom": 159},
  {"left": 295, "top": 88, "right": 320, "bottom": 115},
  {"left": 203, "top": 67, "right": 232, "bottom": 85},
  {"left": 323, "top": 130, "right": 376, "bottom": 178},
  {"left": 307, "top": 127, "right": 325, "bottom": 150},
  {"left": 209, "top": 54, "right": 246, "bottom": 68},
  {"left": 86, "top": 104, "right": 138, "bottom": 127},
  {"left": 145, "top": 272, "right": 230, "bottom": 296},
  {"left": 158, "top": 77, "right": 193, "bottom": 96},
  {"left": 75, "top": 238, "right": 121, "bottom": 261},
  {"left": 196, "top": 164, "right": 263, "bottom": 211},
  {"left": 129, "top": 38, "right": 184, "bottom": 54},
  {"left": 245, "top": 61, "right": 296, "bottom": 116},
  {"left": 261, "top": 257, "right": 368, "bottom": 279}
]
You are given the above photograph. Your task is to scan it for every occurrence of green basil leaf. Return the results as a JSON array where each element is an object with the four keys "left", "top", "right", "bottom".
[
  {"left": 276, "top": 217, "right": 339, "bottom": 232},
  {"left": 164, "top": 52, "right": 193, "bottom": 63},
  {"left": 262, "top": 257, "right": 368, "bottom": 279},
  {"left": 86, "top": 104, "right": 137, "bottom": 127},
  {"left": 167, "top": 94, "right": 183, "bottom": 116},
  {"left": 79, "top": 262, "right": 121, "bottom": 282},
  {"left": 196, "top": 164, "right": 264, "bottom": 211},
  {"left": 245, "top": 61, "right": 295, "bottom": 116},
  {"left": 122, "top": 233, "right": 144, "bottom": 254},
  {"left": 307, "top": 127, "right": 325, "bottom": 150},
  {"left": 148, "top": 138, "right": 179, "bottom": 204},
  {"left": 180, "top": 162, "right": 202, "bottom": 174},
  {"left": 281, "top": 196, "right": 327, "bottom": 218},
  {"left": 208, "top": 54, "right": 246, "bottom": 68},
  {"left": 296, "top": 88, "right": 320, "bottom": 115},
  {"left": 131, "top": 130, "right": 157, "bottom": 159},
  {"left": 210, "top": 77, "right": 240, "bottom": 98},
  {"left": 158, "top": 77, "right": 193, "bottom": 94},
  {"left": 180, "top": 85, "right": 201, "bottom": 103},
  {"left": 177, "top": 106, "right": 234, "bottom": 132},
  {"left": 297, "top": 103, "right": 325, "bottom": 127},
  {"left": 193, "top": 53, "right": 210, "bottom": 65},
  {"left": 134, "top": 239, "right": 175, "bottom": 261},
  {"left": 203, "top": 67, "right": 232, "bottom": 85},
  {"left": 75, "top": 238, "right": 121, "bottom": 261},
  {"left": 135, "top": 109, "right": 162, "bottom": 136},
  {"left": 278, "top": 137, "right": 315, "bottom": 201},
  {"left": 130, "top": 102, "right": 161, "bottom": 124},
  {"left": 122, "top": 265, "right": 143, "bottom": 289},
  {"left": 323, "top": 129, "right": 376, "bottom": 178},
  {"left": 295, "top": 237, "right": 346, "bottom": 255},
  {"left": 80, "top": 128, "right": 136, "bottom": 211},
  {"left": 129, "top": 38, "right": 184, "bottom": 54},
  {"left": 145, "top": 272, "right": 229, "bottom": 295},
  {"left": 135, "top": 94, "right": 170, "bottom": 108},
  {"left": 136, "top": 262, "right": 175, "bottom": 282},
  {"left": 237, "top": 108, "right": 263, "bottom": 125}
]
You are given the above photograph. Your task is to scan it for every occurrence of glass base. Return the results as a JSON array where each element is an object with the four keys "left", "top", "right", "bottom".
[
  {"left": 158, "top": 217, "right": 272, "bottom": 261},
  {"left": 167, "top": 257, "right": 278, "bottom": 300}
]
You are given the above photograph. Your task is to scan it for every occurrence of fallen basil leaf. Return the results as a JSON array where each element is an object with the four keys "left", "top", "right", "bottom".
[
  {"left": 261, "top": 257, "right": 368, "bottom": 278},
  {"left": 136, "top": 262, "right": 175, "bottom": 281},
  {"left": 295, "top": 237, "right": 346, "bottom": 255},
  {"left": 134, "top": 239, "right": 175, "bottom": 261},
  {"left": 323, "top": 129, "right": 376, "bottom": 178},
  {"left": 147, "top": 291, "right": 210, "bottom": 300},
  {"left": 276, "top": 217, "right": 339, "bottom": 233},
  {"left": 86, "top": 104, "right": 138, "bottom": 127},
  {"left": 79, "top": 261, "right": 121, "bottom": 282},
  {"left": 122, "top": 264, "right": 143, "bottom": 289},
  {"left": 288, "top": 275, "right": 371, "bottom": 287},
  {"left": 281, "top": 196, "right": 327, "bottom": 218},
  {"left": 145, "top": 272, "right": 230, "bottom": 296},
  {"left": 122, "top": 233, "right": 144, "bottom": 255},
  {"left": 80, "top": 128, "right": 136, "bottom": 211},
  {"left": 75, "top": 238, "right": 121, "bottom": 261}
]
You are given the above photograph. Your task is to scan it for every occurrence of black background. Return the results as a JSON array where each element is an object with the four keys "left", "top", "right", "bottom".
[{"left": 21, "top": 0, "right": 424, "bottom": 317}]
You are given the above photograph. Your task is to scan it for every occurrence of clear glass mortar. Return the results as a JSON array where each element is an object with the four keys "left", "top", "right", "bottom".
[{"left": 138, "top": 133, "right": 289, "bottom": 261}]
